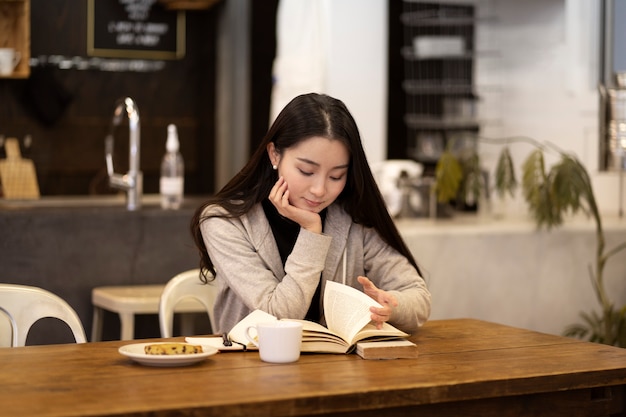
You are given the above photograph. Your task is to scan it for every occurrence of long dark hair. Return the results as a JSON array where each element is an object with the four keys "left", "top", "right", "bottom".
[{"left": 191, "top": 93, "right": 420, "bottom": 281}]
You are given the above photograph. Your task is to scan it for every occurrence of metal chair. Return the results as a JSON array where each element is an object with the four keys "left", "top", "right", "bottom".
[
  {"left": 0, "top": 284, "right": 87, "bottom": 347},
  {"left": 159, "top": 269, "right": 218, "bottom": 338}
]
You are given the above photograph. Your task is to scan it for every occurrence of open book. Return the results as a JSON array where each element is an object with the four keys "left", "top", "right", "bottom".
[{"left": 225, "top": 281, "right": 410, "bottom": 354}]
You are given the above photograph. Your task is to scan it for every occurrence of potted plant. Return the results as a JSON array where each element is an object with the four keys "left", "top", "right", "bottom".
[{"left": 434, "top": 138, "right": 626, "bottom": 346}]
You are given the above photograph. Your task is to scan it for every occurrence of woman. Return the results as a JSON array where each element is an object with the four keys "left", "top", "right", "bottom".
[{"left": 191, "top": 93, "right": 431, "bottom": 333}]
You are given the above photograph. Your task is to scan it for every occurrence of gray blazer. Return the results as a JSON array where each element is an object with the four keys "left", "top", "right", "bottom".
[{"left": 201, "top": 203, "right": 431, "bottom": 333}]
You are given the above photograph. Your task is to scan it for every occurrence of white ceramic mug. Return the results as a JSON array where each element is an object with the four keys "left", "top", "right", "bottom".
[
  {"left": 245, "top": 321, "right": 302, "bottom": 363},
  {"left": 0, "top": 48, "right": 20, "bottom": 76}
]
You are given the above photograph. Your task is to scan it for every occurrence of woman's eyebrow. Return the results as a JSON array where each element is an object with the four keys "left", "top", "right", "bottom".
[{"left": 297, "top": 157, "right": 349, "bottom": 170}]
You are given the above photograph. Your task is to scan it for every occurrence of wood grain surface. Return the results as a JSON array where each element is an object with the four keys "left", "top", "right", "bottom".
[{"left": 1, "top": 319, "right": 626, "bottom": 417}]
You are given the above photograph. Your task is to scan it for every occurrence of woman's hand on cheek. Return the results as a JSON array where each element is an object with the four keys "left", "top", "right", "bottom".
[
  {"left": 357, "top": 276, "right": 398, "bottom": 329},
  {"left": 269, "top": 177, "right": 322, "bottom": 233}
]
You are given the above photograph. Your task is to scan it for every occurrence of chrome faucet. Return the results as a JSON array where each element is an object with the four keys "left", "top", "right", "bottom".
[{"left": 105, "top": 97, "right": 142, "bottom": 211}]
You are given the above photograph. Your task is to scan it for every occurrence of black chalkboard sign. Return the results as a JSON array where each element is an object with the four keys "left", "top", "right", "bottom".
[{"left": 87, "top": 0, "right": 185, "bottom": 59}]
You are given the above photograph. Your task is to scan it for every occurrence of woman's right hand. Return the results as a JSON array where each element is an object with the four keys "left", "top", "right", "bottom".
[
  {"left": 357, "top": 276, "right": 398, "bottom": 329},
  {"left": 268, "top": 177, "right": 322, "bottom": 233}
]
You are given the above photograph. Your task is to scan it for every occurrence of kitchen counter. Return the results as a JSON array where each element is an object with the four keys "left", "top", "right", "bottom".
[{"left": 397, "top": 213, "right": 626, "bottom": 336}]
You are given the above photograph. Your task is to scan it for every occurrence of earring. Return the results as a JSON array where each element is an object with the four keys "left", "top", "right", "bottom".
[{"left": 272, "top": 164, "right": 277, "bottom": 170}]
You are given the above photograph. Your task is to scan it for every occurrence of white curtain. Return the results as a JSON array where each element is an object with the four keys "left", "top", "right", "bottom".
[{"left": 269, "top": 0, "right": 331, "bottom": 122}]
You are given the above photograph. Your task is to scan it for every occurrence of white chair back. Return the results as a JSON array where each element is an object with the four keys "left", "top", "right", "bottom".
[
  {"left": 0, "top": 284, "right": 87, "bottom": 346},
  {"left": 159, "top": 269, "right": 218, "bottom": 338},
  {"left": 0, "top": 308, "right": 13, "bottom": 347}
]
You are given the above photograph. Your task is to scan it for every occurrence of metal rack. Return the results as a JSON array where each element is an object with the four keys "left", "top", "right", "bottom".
[
  {"left": 400, "top": 1, "right": 497, "bottom": 172},
  {"left": 29, "top": 55, "right": 166, "bottom": 72},
  {"left": 401, "top": 1, "right": 478, "bottom": 170}
]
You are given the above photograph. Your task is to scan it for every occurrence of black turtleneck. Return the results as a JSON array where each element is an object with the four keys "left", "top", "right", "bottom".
[{"left": 262, "top": 199, "right": 325, "bottom": 322}]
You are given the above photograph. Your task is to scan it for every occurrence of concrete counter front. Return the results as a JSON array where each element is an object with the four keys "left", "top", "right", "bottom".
[
  {"left": 397, "top": 215, "right": 626, "bottom": 337},
  {"left": 0, "top": 196, "right": 205, "bottom": 344},
  {"left": 2, "top": 197, "right": 625, "bottom": 344}
]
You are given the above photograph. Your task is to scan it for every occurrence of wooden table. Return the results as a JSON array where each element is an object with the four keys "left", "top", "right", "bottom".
[{"left": 2, "top": 319, "right": 626, "bottom": 417}]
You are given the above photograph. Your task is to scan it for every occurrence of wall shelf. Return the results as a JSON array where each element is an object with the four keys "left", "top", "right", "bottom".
[
  {"left": 404, "top": 114, "right": 480, "bottom": 130},
  {"left": 0, "top": 0, "right": 30, "bottom": 78},
  {"left": 402, "top": 79, "right": 475, "bottom": 95}
]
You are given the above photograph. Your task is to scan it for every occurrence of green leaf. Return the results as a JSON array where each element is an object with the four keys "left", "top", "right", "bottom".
[
  {"left": 521, "top": 152, "right": 596, "bottom": 230},
  {"left": 563, "top": 323, "right": 589, "bottom": 339},
  {"left": 494, "top": 146, "right": 517, "bottom": 198},
  {"left": 549, "top": 155, "right": 589, "bottom": 217},
  {"left": 521, "top": 150, "right": 560, "bottom": 228},
  {"left": 521, "top": 149, "right": 545, "bottom": 208},
  {"left": 459, "top": 151, "right": 483, "bottom": 205},
  {"left": 434, "top": 151, "right": 463, "bottom": 203}
]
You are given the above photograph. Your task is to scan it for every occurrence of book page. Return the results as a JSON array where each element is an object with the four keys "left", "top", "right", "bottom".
[
  {"left": 286, "top": 319, "right": 348, "bottom": 346},
  {"left": 323, "top": 281, "right": 383, "bottom": 344},
  {"left": 349, "top": 322, "right": 408, "bottom": 343},
  {"left": 300, "top": 340, "right": 349, "bottom": 354},
  {"left": 228, "top": 309, "right": 277, "bottom": 347}
]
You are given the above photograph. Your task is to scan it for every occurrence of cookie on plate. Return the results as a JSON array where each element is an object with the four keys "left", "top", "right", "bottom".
[{"left": 144, "top": 343, "right": 203, "bottom": 355}]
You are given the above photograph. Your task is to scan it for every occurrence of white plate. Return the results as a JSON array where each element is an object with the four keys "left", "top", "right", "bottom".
[{"left": 118, "top": 342, "right": 218, "bottom": 367}]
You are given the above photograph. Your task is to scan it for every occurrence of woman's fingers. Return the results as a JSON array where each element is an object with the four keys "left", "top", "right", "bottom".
[
  {"left": 269, "top": 177, "right": 286, "bottom": 201},
  {"left": 269, "top": 177, "right": 292, "bottom": 215},
  {"left": 358, "top": 275, "right": 398, "bottom": 328}
]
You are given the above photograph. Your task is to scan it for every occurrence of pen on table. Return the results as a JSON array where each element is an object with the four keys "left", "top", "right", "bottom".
[{"left": 222, "top": 332, "right": 247, "bottom": 351}]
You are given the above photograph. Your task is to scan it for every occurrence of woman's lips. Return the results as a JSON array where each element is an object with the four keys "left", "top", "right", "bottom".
[{"left": 304, "top": 198, "right": 322, "bottom": 208}]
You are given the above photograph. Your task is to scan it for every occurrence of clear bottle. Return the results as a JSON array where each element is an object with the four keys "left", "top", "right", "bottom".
[{"left": 160, "top": 124, "right": 184, "bottom": 209}]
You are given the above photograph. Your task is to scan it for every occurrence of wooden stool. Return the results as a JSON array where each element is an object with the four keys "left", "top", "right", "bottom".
[{"left": 91, "top": 284, "right": 205, "bottom": 341}]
